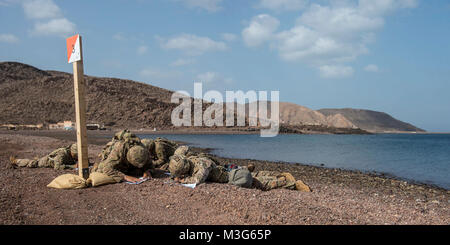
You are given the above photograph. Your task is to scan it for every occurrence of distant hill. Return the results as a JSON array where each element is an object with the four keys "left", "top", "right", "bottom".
[
  {"left": 277, "top": 102, "right": 356, "bottom": 128},
  {"left": 319, "top": 108, "right": 425, "bottom": 133},
  {"left": 0, "top": 62, "right": 252, "bottom": 130},
  {"left": 0, "top": 61, "right": 176, "bottom": 129},
  {"left": 240, "top": 102, "right": 357, "bottom": 128},
  {"left": 0, "top": 62, "right": 421, "bottom": 134}
]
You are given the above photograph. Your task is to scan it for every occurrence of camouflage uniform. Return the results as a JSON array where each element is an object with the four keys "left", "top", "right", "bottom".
[
  {"left": 251, "top": 171, "right": 310, "bottom": 192},
  {"left": 207, "top": 165, "right": 229, "bottom": 183},
  {"left": 145, "top": 137, "right": 177, "bottom": 170},
  {"left": 13, "top": 144, "right": 77, "bottom": 170},
  {"left": 99, "top": 141, "right": 116, "bottom": 161},
  {"left": 92, "top": 130, "right": 152, "bottom": 183},
  {"left": 168, "top": 152, "right": 228, "bottom": 184},
  {"left": 99, "top": 130, "right": 141, "bottom": 161}
]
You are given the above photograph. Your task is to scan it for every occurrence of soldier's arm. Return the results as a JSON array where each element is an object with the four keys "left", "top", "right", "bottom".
[
  {"left": 124, "top": 175, "right": 141, "bottom": 183},
  {"left": 97, "top": 156, "right": 144, "bottom": 183},
  {"left": 153, "top": 143, "right": 168, "bottom": 167},
  {"left": 97, "top": 160, "right": 126, "bottom": 183}
]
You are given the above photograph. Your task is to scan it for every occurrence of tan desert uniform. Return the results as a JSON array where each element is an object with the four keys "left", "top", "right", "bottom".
[
  {"left": 93, "top": 131, "right": 152, "bottom": 183},
  {"left": 251, "top": 171, "right": 310, "bottom": 192},
  {"left": 13, "top": 144, "right": 77, "bottom": 170}
]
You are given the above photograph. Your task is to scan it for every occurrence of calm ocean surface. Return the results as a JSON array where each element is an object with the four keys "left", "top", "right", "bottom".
[{"left": 138, "top": 134, "right": 450, "bottom": 189}]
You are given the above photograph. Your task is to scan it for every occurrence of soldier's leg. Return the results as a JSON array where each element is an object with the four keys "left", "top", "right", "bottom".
[
  {"left": 253, "top": 176, "right": 287, "bottom": 191},
  {"left": 279, "top": 172, "right": 296, "bottom": 190},
  {"left": 279, "top": 172, "right": 311, "bottom": 192},
  {"left": 50, "top": 154, "right": 71, "bottom": 170},
  {"left": 254, "top": 171, "right": 281, "bottom": 177},
  {"left": 11, "top": 158, "right": 39, "bottom": 168},
  {"left": 294, "top": 180, "right": 311, "bottom": 192},
  {"left": 37, "top": 156, "right": 52, "bottom": 168}
]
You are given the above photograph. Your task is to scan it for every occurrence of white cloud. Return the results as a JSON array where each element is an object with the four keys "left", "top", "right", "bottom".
[
  {"left": 257, "top": 0, "right": 308, "bottom": 12},
  {"left": 20, "top": 0, "right": 76, "bottom": 37},
  {"left": 158, "top": 34, "right": 227, "bottom": 56},
  {"left": 113, "top": 33, "right": 127, "bottom": 41},
  {"left": 297, "top": 4, "right": 385, "bottom": 39},
  {"left": 171, "top": 58, "right": 196, "bottom": 67},
  {"left": 32, "top": 18, "right": 76, "bottom": 37},
  {"left": 197, "top": 71, "right": 233, "bottom": 84},
  {"left": 22, "top": 0, "right": 62, "bottom": 19},
  {"left": 319, "top": 65, "right": 354, "bottom": 79},
  {"left": 221, "top": 33, "right": 237, "bottom": 42},
  {"left": 137, "top": 45, "right": 148, "bottom": 55},
  {"left": 364, "top": 64, "right": 379, "bottom": 72},
  {"left": 0, "top": 33, "right": 19, "bottom": 43},
  {"left": 242, "top": 14, "right": 280, "bottom": 47},
  {"left": 242, "top": 0, "right": 418, "bottom": 78},
  {"left": 174, "top": 0, "right": 223, "bottom": 12}
]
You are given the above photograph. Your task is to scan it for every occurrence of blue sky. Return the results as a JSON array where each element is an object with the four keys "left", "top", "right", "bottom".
[{"left": 1, "top": 0, "right": 449, "bottom": 131}]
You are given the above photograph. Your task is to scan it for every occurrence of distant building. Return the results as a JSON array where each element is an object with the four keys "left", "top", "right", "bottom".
[{"left": 64, "top": 121, "right": 75, "bottom": 130}]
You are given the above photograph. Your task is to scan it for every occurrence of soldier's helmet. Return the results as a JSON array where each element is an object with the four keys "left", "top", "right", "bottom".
[
  {"left": 168, "top": 155, "right": 191, "bottom": 177},
  {"left": 174, "top": 146, "right": 189, "bottom": 156},
  {"left": 70, "top": 143, "right": 78, "bottom": 159},
  {"left": 126, "top": 145, "right": 149, "bottom": 168},
  {"left": 141, "top": 139, "right": 155, "bottom": 151},
  {"left": 114, "top": 130, "right": 129, "bottom": 140}
]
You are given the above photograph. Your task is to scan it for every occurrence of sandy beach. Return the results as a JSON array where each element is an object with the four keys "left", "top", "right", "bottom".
[{"left": 0, "top": 130, "right": 448, "bottom": 225}]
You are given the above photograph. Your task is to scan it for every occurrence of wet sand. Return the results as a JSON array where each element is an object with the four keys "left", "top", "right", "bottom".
[{"left": 0, "top": 130, "right": 448, "bottom": 225}]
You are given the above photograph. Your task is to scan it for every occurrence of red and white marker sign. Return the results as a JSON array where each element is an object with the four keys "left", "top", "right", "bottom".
[{"left": 66, "top": 34, "right": 81, "bottom": 63}]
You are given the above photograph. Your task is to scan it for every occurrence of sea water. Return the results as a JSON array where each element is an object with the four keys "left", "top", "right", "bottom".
[{"left": 139, "top": 133, "right": 450, "bottom": 189}]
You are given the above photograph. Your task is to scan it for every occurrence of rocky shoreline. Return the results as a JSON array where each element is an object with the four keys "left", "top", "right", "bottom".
[{"left": 0, "top": 130, "right": 448, "bottom": 225}]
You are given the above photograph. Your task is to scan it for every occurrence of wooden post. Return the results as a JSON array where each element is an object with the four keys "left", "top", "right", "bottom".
[{"left": 68, "top": 35, "right": 89, "bottom": 179}]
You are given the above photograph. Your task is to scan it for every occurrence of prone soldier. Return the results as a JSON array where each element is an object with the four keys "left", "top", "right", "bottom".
[
  {"left": 92, "top": 130, "right": 153, "bottom": 183},
  {"left": 10, "top": 143, "right": 78, "bottom": 170},
  {"left": 247, "top": 163, "right": 311, "bottom": 192},
  {"left": 168, "top": 146, "right": 228, "bottom": 184}
]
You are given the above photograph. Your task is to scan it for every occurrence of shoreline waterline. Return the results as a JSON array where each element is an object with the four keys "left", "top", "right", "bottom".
[
  {"left": 1, "top": 131, "right": 449, "bottom": 225},
  {"left": 136, "top": 133, "right": 450, "bottom": 190},
  {"left": 1, "top": 129, "right": 449, "bottom": 190}
]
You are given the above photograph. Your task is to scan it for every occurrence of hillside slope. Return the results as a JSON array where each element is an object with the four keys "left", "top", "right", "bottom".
[
  {"left": 230, "top": 101, "right": 356, "bottom": 128},
  {"left": 0, "top": 62, "right": 422, "bottom": 133},
  {"left": 277, "top": 102, "right": 356, "bottom": 128},
  {"left": 319, "top": 108, "right": 425, "bottom": 133},
  {"left": 0, "top": 62, "right": 176, "bottom": 129}
]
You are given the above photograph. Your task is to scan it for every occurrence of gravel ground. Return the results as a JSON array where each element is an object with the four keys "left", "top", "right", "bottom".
[{"left": 0, "top": 131, "right": 449, "bottom": 225}]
